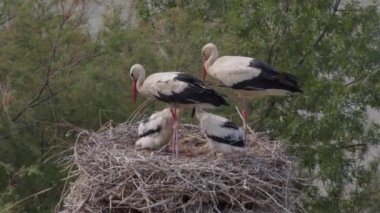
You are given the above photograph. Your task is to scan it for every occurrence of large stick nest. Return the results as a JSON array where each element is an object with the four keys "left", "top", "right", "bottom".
[{"left": 59, "top": 119, "right": 304, "bottom": 212}]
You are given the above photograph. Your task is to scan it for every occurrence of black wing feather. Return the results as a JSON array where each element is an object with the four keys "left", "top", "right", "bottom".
[
  {"left": 206, "top": 133, "right": 245, "bottom": 148},
  {"left": 138, "top": 126, "right": 162, "bottom": 138},
  {"left": 155, "top": 73, "right": 229, "bottom": 107},
  {"left": 232, "top": 60, "right": 303, "bottom": 93},
  {"left": 221, "top": 121, "right": 239, "bottom": 130}
]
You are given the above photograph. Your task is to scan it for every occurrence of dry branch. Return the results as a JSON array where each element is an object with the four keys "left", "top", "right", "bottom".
[{"left": 58, "top": 119, "right": 305, "bottom": 212}]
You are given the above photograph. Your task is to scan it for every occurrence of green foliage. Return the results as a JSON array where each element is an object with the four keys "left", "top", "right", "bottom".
[
  {"left": 137, "top": 0, "right": 380, "bottom": 211},
  {"left": 0, "top": 0, "right": 379, "bottom": 212}
]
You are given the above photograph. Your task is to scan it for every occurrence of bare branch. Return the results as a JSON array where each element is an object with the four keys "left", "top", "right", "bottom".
[
  {"left": 340, "top": 143, "right": 367, "bottom": 150},
  {"left": 29, "top": 80, "right": 79, "bottom": 109},
  {"left": 60, "top": 53, "right": 103, "bottom": 73},
  {"left": 11, "top": 2, "right": 93, "bottom": 122},
  {"left": 12, "top": 80, "right": 79, "bottom": 121},
  {"left": 0, "top": 187, "right": 53, "bottom": 212},
  {"left": 0, "top": 14, "right": 15, "bottom": 26}
]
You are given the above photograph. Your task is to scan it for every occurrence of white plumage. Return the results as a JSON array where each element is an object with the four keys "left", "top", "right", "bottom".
[
  {"left": 201, "top": 43, "right": 303, "bottom": 131},
  {"left": 208, "top": 56, "right": 260, "bottom": 87},
  {"left": 135, "top": 108, "right": 173, "bottom": 150},
  {"left": 195, "top": 109, "right": 246, "bottom": 153},
  {"left": 130, "top": 64, "right": 228, "bottom": 108},
  {"left": 130, "top": 64, "right": 228, "bottom": 155},
  {"left": 201, "top": 43, "right": 302, "bottom": 98}
]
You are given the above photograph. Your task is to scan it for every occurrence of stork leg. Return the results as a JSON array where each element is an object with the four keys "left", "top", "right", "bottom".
[
  {"left": 235, "top": 94, "right": 248, "bottom": 145},
  {"left": 239, "top": 98, "right": 249, "bottom": 145},
  {"left": 242, "top": 107, "right": 249, "bottom": 145},
  {"left": 170, "top": 108, "right": 179, "bottom": 156}
]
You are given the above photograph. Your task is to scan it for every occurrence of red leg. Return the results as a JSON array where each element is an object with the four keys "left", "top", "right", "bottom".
[
  {"left": 175, "top": 120, "right": 179, "bottom": 156},
  {"left": 242, "top": 108, "right": 249, "bottom": 123},
  {"left": 170, "top": 108, "right": 177, "bottom": 121},
  {"left": 241, "top": 101, "right": 249, "bottom": 146},
  {"left": 170, "top": 108, "right": 179, "bottom": 156}
]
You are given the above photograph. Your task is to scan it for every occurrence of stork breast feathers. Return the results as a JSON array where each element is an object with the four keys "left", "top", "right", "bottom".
[
  {"left": 142, "top": 72, "right": 227, "bottom": 107},
  {"left": 142, "top": 72, "right": 184, "bottom": 97},
  {"left": 211, "top": 56, "right": 261, "bottom": 86}
]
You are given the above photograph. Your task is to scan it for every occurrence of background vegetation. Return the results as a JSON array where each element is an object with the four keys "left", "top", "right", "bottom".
[{"left": 0, "top": 0, "right": 379, "bottom": 212}]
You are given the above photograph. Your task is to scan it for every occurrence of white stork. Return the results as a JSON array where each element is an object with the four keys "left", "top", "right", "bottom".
[
  {"left": 130, "top": 64, "right": 228, "bottom": 155},
  {"left": 201, "top": 43, "right": 302, "bottom": 135},
  {"left": 136, "top": 108, "right": 173, "bottom": 150},
  {"left": 195, "top": 108, "right": 246, "bottom": 154}
]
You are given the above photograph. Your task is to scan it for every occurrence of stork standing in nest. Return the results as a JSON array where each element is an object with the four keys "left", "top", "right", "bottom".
[
  {"left": 195, "top": 108, "right": 245, "bottom": 154},
  {"left": 130, "top": 64, "right": 228, "bottom": 155},
  {"left": 201, "top": 43, "right": 303, "bottom": 140},
  {"left": 136, "top": 108, "right": 173, "bottom": 150}
]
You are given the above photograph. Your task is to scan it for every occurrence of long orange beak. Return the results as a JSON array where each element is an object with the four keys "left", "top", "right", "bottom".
[
  {"left": 202, "top": 62, "right": 207, "bottom": 81},
  {"left": 132, "top": 79, "right": 137, "bottom": 103}
]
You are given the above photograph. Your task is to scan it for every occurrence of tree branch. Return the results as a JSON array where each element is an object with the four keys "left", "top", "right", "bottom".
[
  {"left": 345, "top": 68, "right": 379, "bottom": 87},
  {"left": 0, "top": 133, "right": 10, "bottom": 140},
  {"left": 11, "top": 3, "right": 86, "bottom": 122},
  {"left": 61, "top": 53, "right": 103, "bottom": 72},
  {"left": 266, "top": 24, "right": 282, "bottom": 64},
  {"left": 266, "top": 1, "right": 294, "bottom": 65},
  {"left": 295, "top": 0, "right": 341, "bottom": 68},
  {"left": 0, "top": 14, "right": 15, "bottom": 26},
  {"left": 192, "top": 0, "right": 206, "bottom": 20},
  {"left": 29, "top": 80, "right": 79, "bottom": 109},
  {"left": 339, "top": 143, "right": 367, "bottom": 150},
  {"left": 11, "top": 79, "right": 79, "bottom": 121},
  {"left": 191, "top": 0, "right": 221, "bottom": 22}
]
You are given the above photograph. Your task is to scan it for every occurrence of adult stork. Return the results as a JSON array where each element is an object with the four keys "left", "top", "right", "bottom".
[
  {"left": 130, "top": 64, "right": 228, "bottom": 155},
  {"left": 136, "top": 108, "right": 173, "bottom": 150},
  {"left": 201, "top": 43, "right": 302, "bottom": 134},
  {"left": 195, "top": 108, "right": 245, "bottom": 154}
]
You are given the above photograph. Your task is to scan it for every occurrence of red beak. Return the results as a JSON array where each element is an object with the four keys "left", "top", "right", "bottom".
[
  {"left": 132, "top": 79, "right": 137, "bottom": 103},
  {"left": 202, "top": 62, "right": 207, "bottom": 81}
]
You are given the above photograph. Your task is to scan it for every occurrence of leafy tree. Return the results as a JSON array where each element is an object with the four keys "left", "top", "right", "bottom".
[
  {"left": 0, "top": 0, "right": 379, "bottom": 212},
  {"left": 134, "top": 0, "right": 380, "bottom": 211},
  {"left": 0, "top": 1, "right": 176, "bottom": 211},
  {"left": 0, "top": 1, "right": 101, "bottom": 212}
]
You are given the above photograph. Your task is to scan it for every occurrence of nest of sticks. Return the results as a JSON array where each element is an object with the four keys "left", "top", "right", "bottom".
[{"left": 59, "top": 113, "right": 304, "bottom": 212}]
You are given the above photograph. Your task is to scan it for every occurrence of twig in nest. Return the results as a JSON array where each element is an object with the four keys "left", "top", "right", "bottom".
[{"left": 59, "top": 120, "right": 305, "bottom": 212}]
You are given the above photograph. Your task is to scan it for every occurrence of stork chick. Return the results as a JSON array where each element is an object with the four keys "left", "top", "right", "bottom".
[
  {"left": 130, "top": 64, "right": 228, "bottom": 155},
  {"left": 136, "top": 108, "right": 173, "bottom": 150},
  {"left": 195, "top": 109, "right": 246, "bottom": 154}
]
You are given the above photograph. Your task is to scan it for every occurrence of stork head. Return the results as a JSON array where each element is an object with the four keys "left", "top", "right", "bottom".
[
  {"left": 129, "top": 64, "right": 145, "bottom": 103},
  {"left": 201, "top": 43, "right": 218, "bottom": 81}
]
